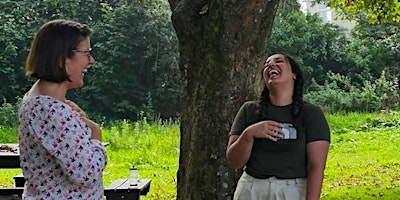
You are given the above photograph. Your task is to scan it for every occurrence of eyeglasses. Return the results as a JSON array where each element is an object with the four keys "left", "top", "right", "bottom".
[{"left": 72, "top": 48, "right": 92, "bottom": 59}]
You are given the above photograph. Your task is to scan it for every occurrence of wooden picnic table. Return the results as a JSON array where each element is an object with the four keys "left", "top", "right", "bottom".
[
  {"left": 104, "top": 178, "right": 152, "bottom": 200},
  {"left": 0, "top": 144, "right": 19, "bottom": 168}
]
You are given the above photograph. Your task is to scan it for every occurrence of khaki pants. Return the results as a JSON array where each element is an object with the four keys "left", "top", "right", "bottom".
[{"left": 234, "top": 171, "right": 306, "bottom": 200}]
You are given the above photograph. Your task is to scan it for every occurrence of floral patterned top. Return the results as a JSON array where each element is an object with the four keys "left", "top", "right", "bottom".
[{"left": 18, "top": 95, "right": 107, "bottom": 200}]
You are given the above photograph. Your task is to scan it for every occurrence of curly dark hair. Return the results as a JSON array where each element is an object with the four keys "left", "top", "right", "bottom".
[{"left": 257, "top": 53, "right": 304, "bottom": 120}]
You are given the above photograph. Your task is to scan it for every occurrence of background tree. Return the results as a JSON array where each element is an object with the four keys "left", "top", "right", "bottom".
[
  {"left": 328, "top": 0, "right": 400, "bottom": 23},
  {"left": 168, "top": 0, "right": 280, "bottom": 199},
  {"left": 269, "top": 2, "right": 352, "bottom": 88},
  {"left": 69, "top": 0, "right": 180, "bottom": 121},
  {"left": 345, "top": 19, "right": 400, "bottom": 84}
]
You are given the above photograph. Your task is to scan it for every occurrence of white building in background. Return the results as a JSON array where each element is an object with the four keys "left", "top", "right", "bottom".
[{"left": 299, "top": 0, "right": 356, "bottom": 32}]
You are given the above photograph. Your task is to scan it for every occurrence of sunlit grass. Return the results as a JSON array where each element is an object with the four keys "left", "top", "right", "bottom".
[
  {"left": 323, "top": 113, "right": 400, "bottom": 199},
  {"left": 101, "top": 119, "right": 179, "bottom": 200}
]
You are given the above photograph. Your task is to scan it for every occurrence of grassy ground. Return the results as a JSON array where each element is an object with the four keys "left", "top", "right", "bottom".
[
  {"left": 322, "top": 112, "right": 400, "bottom": 199},
  {"left": 101, "top": 119, "right": 179, "bottom": 200},
  {"left": 1, "top": 112, "right": 400, "bottom": 199}
]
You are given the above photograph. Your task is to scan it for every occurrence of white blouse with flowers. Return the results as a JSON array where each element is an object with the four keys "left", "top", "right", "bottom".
[{"left": 18, "top": 95, "right": 107, "bottom": 200}]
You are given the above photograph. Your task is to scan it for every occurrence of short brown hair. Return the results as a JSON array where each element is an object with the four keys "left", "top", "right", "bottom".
[{"left": 25, "top": 19, "right": 93, "bottom": 82}]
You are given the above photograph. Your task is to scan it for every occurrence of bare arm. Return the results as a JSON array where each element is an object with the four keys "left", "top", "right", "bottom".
[
  {"left": 306, "top": 140, "right": 330, "bottom": 200},
  {"left": 226, "top": 133, "right": 253, "bottom": 170},
  {"left": 226, "top": 120, "right": 283, "bottom": 169}
]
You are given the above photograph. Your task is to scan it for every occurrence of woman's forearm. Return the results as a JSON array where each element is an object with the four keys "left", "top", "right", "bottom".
[
  {"left": 226, "top": 132, "right": 254, "bottom": 169},
  {"left": 306, "top": 167, "right": 324, "bottom": 200}
]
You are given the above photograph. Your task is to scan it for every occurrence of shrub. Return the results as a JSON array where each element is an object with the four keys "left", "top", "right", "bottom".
[
  {"left": 0, "top": 99, "right": 19, "bottom": 128},
  {"left": 305, "top": 70, "right": 400, "bottom": 113}
]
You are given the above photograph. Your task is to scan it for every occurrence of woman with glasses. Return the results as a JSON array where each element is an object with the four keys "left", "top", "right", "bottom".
[
  {"left": 226, "top": 53, "right": 330, "bottom": 200},
  {"left": 18, "top": 19, "right": 107, "bottom": 200}
]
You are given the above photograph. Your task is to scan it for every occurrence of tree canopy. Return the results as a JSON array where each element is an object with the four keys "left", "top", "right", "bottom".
[{"left": 329, "top": 0, "right": 400, "bottom": 23}]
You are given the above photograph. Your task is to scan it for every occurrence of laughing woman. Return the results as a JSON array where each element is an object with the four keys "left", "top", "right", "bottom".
[
  {"left": 18, "top": 19, "right": 107, "bottom": 200},
  {"left": 226, "top": 53, "right": 330, "bottom": 200}
]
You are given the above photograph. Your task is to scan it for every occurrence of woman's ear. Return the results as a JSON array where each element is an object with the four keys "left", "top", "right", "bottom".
[{"left": 65, "top": 58, "right": 72, "bottom": 73}]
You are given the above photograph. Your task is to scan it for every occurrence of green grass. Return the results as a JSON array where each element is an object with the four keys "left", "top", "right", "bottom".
[
  {"left": 323, "top": 111, "right": 400, "bottom": 199},
  {"left": 101, "top": 119, "right": 179, "bottom": 200},
  {"left": 1, "top": 112, "right": 400, "bottom": 199}
]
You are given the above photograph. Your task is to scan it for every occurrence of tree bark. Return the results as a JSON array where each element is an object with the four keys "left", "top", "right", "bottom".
[{"left": 168, "top": 0, "right": 280, "bottom": 199}]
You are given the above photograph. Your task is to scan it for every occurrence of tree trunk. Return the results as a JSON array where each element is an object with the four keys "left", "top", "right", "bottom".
[{"left": 168, "top": 0, "right": 280, "bottom": 199}]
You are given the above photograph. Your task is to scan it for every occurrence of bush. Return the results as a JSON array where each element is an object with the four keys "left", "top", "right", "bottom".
[
  {"left": 305, "top": 70, "right": 400, "bottom": 113},
  {"left": 0, "top": 99, "right": 19, "bottom": 128}
]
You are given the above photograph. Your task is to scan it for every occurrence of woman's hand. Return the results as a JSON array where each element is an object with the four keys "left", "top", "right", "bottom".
[
  {"left": 64, "top": 99, "right": 87, "bottom": 118},
  {"left": 246, "top": 120, "right": 283, "bottom": 141},
  {"left": 226, "top": 120, "right": 283, "bottom": 169},
  {"left": 64, "top": 99, "right": 101, "bottom": 141}
]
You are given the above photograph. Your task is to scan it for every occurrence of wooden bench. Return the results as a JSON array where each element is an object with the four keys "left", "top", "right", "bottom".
[
  {"left": 10, "top": 176, "right": 152, "bottom": 200},
  {"left": 104, "top": 178, "right": 151, "bottom": 200},
  {"left": 13, "top": 174, "right": 24, "bottom": 188},
  {"left": 0, "top": 174, "right": 24, "bottom": 199},
  {"left": 0, "top": 188, "right": 23, "bottom": 200}
]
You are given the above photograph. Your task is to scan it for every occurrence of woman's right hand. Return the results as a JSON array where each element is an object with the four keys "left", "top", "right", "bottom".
[
  {"left": 226, "top": 120, "right": 283, "bottom": 169},
  {"left": 64, "top": 99, "right": 87, "bottom": 118},
  {"left": 64, "top": 99, "right": 102, "bottom": 141},
  {"left": 245, "top": 120, "right": 283, "bottom": 141}
]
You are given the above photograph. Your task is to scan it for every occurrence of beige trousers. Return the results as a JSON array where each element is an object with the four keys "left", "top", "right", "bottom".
[{"left": 234, "top": 171, "right": 306, "bottom": 200}]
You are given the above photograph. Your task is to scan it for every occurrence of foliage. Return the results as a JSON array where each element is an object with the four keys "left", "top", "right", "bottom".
[
  {"left": 272, "top": 2, "right": 400, "bottom": 113},
  {"left": 271, "top": 2, "right": 353, "bottom": 87},
  {"left": 68, "top": 0, "right": 179, "bottom": 121},
  {"left": 0, "top": 99, "right": 20, "bottom": 128},
  {"left": 0, "top": 1, "right": 36, "bottom": 103},
  {"left": 2, "top": 113, "right": 400, "bottom": 199},
  {"left": 345, "top": 20, "right": 400, "bottom": 83},
  {"left": 328, "top": 0, "right": 400, "bottom": 23},
  {"left": 0, "top": 0, "right": 179, "bottom": 122},
  {"left": 305, "top": 70, "right": 400, "bottom": 113}
]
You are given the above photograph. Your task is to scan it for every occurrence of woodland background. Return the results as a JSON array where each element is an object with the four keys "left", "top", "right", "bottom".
[{"left": 0, "top": 0, "right": 399, "bottom": 125}]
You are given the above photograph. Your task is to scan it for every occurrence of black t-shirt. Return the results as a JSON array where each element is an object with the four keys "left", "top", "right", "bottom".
[{"left": 229, "top": 101, "right": 330, "bottom": 179}]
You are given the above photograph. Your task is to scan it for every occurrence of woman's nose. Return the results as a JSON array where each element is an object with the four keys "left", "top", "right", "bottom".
[
  {"left": 89, "top": 55, "right": 95, "bottom": 64},
  {"left": 269, "top": 61, "right": 277, "bottom": 67}
]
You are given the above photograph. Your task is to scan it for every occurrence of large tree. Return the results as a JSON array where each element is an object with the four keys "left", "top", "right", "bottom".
[{"left": 168, "top": 0, "right": 280, "bottom": 199}]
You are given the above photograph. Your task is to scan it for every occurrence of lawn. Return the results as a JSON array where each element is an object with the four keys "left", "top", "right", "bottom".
[{"left": 1, "top": 112, "right": 400, "bottom": 199}]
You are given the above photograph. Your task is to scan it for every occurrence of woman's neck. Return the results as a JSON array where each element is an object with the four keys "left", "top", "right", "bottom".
[
  {"left": 269, "top": 89, "right": 293, "bottom": 106},
  {"left": 28, "top": 80, "right": 68, "bottom": 101}
]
